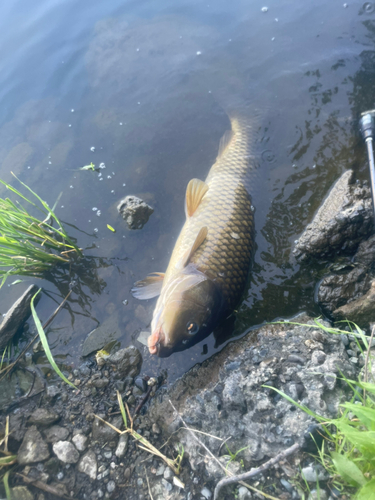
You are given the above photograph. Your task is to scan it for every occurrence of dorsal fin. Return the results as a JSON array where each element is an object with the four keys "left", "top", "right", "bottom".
[
  {"left": 217, "top": 130, "right": 234, "bottom": 159},
  {"left": 181, "top": 226, "right": 208, "bottom": 268},
  {"left": 185, "top": 179, "right": 209, "bottom": 218},
  {"left": 131, "top": 272, "right": 165, "bottom": 300}
]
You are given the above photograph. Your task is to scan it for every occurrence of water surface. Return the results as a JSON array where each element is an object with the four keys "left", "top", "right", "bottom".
[{"left": 0, "top": 0, "right": 374, "bottom": 380}]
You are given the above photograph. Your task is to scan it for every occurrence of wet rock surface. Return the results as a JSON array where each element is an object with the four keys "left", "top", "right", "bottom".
[
  {"left": 117, "top": 195, "right": 154, "bottom": 230},
  {"left": 0, "top": 284, "right": 39, "bottom": 349},
  {"left": 293, "top": 170, "right": 373, "bottom": 261}
]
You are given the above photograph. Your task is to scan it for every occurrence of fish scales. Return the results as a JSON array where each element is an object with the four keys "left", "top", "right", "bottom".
[{"left": 164, "top": 116, "right": 255, "bottom": 311}]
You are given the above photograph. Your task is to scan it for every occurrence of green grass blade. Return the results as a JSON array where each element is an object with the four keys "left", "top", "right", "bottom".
[
  {"left": 30, "top": 290, "right": 77, "bottom": 389},
  {"left": 3, "top": 470, "right": 11, "bottom": 500},
  {"left": 117, "top": 390, "right": 128, "bottom": 428}
]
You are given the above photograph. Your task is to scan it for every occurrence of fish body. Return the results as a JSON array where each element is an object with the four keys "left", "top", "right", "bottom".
[{"left": 133, "top": 115, "right": 256, "bottom": 356}]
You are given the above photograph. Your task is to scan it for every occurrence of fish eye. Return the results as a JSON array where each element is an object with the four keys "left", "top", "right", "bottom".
[{"left": 186, "top": 321, "right": 199, "bottom": 335}]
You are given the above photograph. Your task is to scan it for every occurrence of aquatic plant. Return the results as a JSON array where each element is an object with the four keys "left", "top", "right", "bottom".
[
  {"left": 265, "top": 319, "right": 375, "bottom": 500},
  {"left": 0, "top": 173, "right": 82, "bottom": 287}
]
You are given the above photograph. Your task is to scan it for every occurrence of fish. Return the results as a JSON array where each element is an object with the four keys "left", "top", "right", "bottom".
[{"left": 132, "top": 115, "right": 256, "bottom": 357}]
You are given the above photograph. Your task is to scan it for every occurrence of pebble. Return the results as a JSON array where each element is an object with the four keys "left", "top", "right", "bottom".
[
  {"left": 237, "top": 486, "right": 252, "bottom": 499},
  {"left": 78, "top": 450, "right": 97, "bottom": 480},
  {"left": 288, "top": 354, "right": 305, "bottom": 364},
  {"left": 29, "top": 408, "right": 59, "bottom": 426},
  {"left": 53, "top": 441, "right": 80, "bottom": 464},
  {"left": 115, "top": 434, "right": 128, "bottom": 458},
  {"left": 18, "top": 426, "right": 50, "bottom": 464},
  {"left": 301, "top": 464, "right": 329, "bottom": 482},
  {"left": 103, "top": 451, "right": 112, "bottom": 459},
  {"left": 152, "top": 423, "right": 160, "bottom": 434},
  {"left": 97, "top": 489, "right": 104, "bottom": 498},
  {"left": 163, "top": 467, "right": 174, "bottom": 480},
  {"left": 311, "top": 350, "right": 326, "bottom": 365},
  {"left": 72, "top": 434, "right": 88, "bottom": 452},
  {"left": 308, "top": 490, "right": 328, "bottom": 500},
  {"left": 350, "top": 357, "right": 358, "bottom": 365},
  {"left": 155, "top": 464, "right": 165, "bottom": 476},
  {"left": 124, "top": 468, "right": 132, "bottom": 480},
  {"left": 162, "top": 478, "right": 173, "bottom": 492},
  {"left": 107, "top": 481, "right": 116, "bottom": 493},
  {"left": 340, "top": 334, "right": 349, "bottom": 346},
  {"left": 201, "top": 487, "right": 212, "bottom": 499},
  {"left": 134, "top": 377, "right": 147, "bottom": 392},
  {"left": 137, "top": 478, "right": 144, "bottom": 487},
  {"left": 280, "top": 478, "right": 293, "bottom": 492}
]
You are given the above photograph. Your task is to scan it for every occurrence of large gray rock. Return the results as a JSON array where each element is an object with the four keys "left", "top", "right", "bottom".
[
  {"left": 117, "top": 195, "right": 153, "bottom": 230},
  {"left": 81, "top": 312, "right": 121, "bottom": 357},
  {"left": 0, "top": 284, "right": 39, "bottom": 349},
  {"left": 18, "top": 426, "right": 50, "bottom": 464},
  {"left": 333, "top": 280, "right": 375, "bottom": 325},
  {"left": 29, "top": 408, "right": 59, "bottom": 426},
  {"left": 107, "top": 345, "right": 142, "bottom": 378},
  {"left": 294, "top": 171, "right": 373, "bottom": 261},
  {"left": 149, "top": 315, "right": 355, "bottom": 479},
  {"left": 43, "top": 425, "right": 69, "bottom": 443}
]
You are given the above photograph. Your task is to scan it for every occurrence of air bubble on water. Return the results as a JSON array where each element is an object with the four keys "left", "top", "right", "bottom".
[
  {"left": 312, "top": 164, "right": 316, "bottom": 169},
  {"left": 96, "top": 210, "right": 101, "bottom": 216},
  {"left": 208, "top": 90, "right": 212, "bottom": 93},
  {"left": 364, "top": 2, "right": 374, "bottom": 13},
  {"left": 71, "top": 109, "right": 74, "bottom": 113},
  {"left": 48, "top": 161, "right": 52, "bottom": 164},
  {"left": 294, "top": 240, "right": 298, "bottom": 244},
  {"left": 122, "top": 299, "right": 128, "bottom": 306},
  {"left": 261, "top": 6, "right": 268, "bottom": 12},
  {"left": 70, "top": 185, "right": 74, "bottom": 189},
  {"left": 136, "top": 48, "right": 140, "bottom": 52},
  {"left": 271, "top": 37, "right": 275, "bottom": 41},
  {"left": 119, "top": 122, "right": 123, "bottom": 125},
  {"left": 99, "top": 178, "right": 103, "bottom": 181},
  {"left": 275, "top": 17, "right": 279, "bottom": 21},
  {"left": 107, "top": 175, "right": 112, "bottom": 179},
  {"left": 48, "top": 156, "right": 51, "bottom": 159},
  {"left": 90, "top": 147, "right": 95, "bottom": 152},
  {"left": 92, "top": 207, "right": 98, "bottom": 211},
  {"left": 99, "top": 163, "right": 106, "bottom": 169},
  {"left": 123, "top": 183, "right": 126, "bottom": 187},
  {"left": 94, "top": 228, "right": 98, "bottom": 233},
  {"left": 88, "top": 220, "right": 91, "bottom": 223},
  {"left": 290, "top": 222, "right": 293, "bottom": 226},
  {"left": 229, "top": 39, "right": 232, "bottom": 42},
  {"left": 179, "top": 36, "right": 182, "bottom": 39},
  {"left": 251, "top": 205, "right": 255, "bottom": 211},
  {"left": 61, "top": 205, "right": 64, "bottom": 208},
  {"left": 292, "top": 163, "right": 297, "bottom": 168},
  {"left": 98, "top": 172, "right": 102, "bottom": 178},
  {"left": 68, "top": 124, "right": 72, "bottom": 127},
  {"left": 27, "top": 166, "right": 30, "bottom": 169},
  {"left": 343, "top": 2, "right": 348, "bottom": 6},
  {"left": 196, "top": 51, "right": 202, "bottom": 55},
  {"left": 137, "top": 102, "right": 141, "bottom": 105},
  {"left": 112, "top": 172, "right": 115, "bottom": 175},
  {"left": 111, "top": 190, "right": 115, "bottom": 193}
]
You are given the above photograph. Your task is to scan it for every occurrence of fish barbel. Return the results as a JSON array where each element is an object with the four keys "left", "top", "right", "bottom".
[{"left": 132, "top": 115, "right": 256, "bottom": 356}]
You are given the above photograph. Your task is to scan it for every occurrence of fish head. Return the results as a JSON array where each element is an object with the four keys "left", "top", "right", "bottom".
[{"left": 148, "top": 268, "right": 222, "bottom": 357}]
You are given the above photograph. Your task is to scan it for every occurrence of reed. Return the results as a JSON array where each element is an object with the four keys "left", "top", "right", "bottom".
[{"left": 0, "top": 173, "right": 82, "bottom": 287}]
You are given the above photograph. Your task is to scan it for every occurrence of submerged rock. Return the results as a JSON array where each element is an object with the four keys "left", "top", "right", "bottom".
[
  {"left": 117, "top": 195, "right": 153, "bottom": 230},
  {"left": 294, "top": 170, "right": 372, "bottom": 261},
  {"left": 0, "top": 284, "right": 39, "bottom": 349},
  {"left": 81, "top": 312, "right": 121, "bottom": 357},
  {"left": 107, "top": 345, "right": 142, "bottom": 378}
]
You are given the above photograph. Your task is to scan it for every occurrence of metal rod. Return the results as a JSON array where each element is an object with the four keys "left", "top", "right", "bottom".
[{"left": 360, "top": 111, "right": 375, "bottom": 225}]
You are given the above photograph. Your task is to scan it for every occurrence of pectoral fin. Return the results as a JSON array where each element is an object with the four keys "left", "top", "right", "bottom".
[
  {"left": 185, "top": 179, "right": 209, "bottom": 218},
  {"left": 181, "top": 226, "right": 208, "bottom": 268},
  {"left": 131, "top": 272, "right": 165, "bottom": 300}
]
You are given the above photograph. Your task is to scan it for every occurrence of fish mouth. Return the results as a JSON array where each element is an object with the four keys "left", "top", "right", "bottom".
[{"left": 148, "top": 326, "right": 165, "bottom": 355}]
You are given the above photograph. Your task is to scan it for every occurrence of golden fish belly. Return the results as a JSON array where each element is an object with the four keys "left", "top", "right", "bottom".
[{"left": 164, "top": 118, "right": 255, "bottom": 312}]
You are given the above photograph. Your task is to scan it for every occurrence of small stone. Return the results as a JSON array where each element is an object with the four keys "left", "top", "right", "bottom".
[
  {"left": 301, "top": 464, "right": 329, "bottom": 482},
  {"left": 46, "top": 385, "right": 61, "bottom": 399},
  {"left": 311, "top": 350, "right": 326, "bottom": 365},
  {"left": 152, "top": 423, "right": 160, "bottom": 434},
  {"left": 29, "top": 408, "right": 59, "bottom": 426},
  {"left": 124, "top": 467, "right": 131, "bottom": 480},
  {"left": 115, "top": 434, "right": 128, "bottom": 458},
  {"left": 97, "top": 489, "right": 104, "bottom": 498},
  {"left": 107, "top": 346, "right": 142, "bottom": 378},
  {"left": 118, "top": 195, "right": 154, "bottom": 230},
  {"left": 134, "top": 377, "right": 147, "bottom": 392},
  {"left": 280, "top": 479, "right": 293, "bottom": 492},
  {"left": 162, "top": 478, "right": 173, "bottom": 491},
  {"left": 201, "top": 487, "right": 212, "bottom": 499},
  {"left": 103, "top": 451, "right": 112, "bottom": 459},
  {"left": 43, "top": 426, "right": 69, "bottom": 443},
  {"left": 53, "top": 441, "right": 80, "bottom": 464},
  {"left": 137, "top": 478, "right": 144, "bottom": 487},
  {"left": 79, "top": 363, "right": 91, "bottom": 377},
  {"left": 288, "top": 354, "right": 305, "bottom": 364},
  {"left": 9, "top": 486, "right": 34, "bottom": 500},
  {"left": 163, "top": 468, "right": 174, "bottom": 480},
  {"left": 308, "top": 490, "right": 328, "bottom": 500},
  {"left": 57, "top": 472, "right": 64, "bottom": 480},
  {"left": 72, "top": 434, "right": 88, "bottom": 452},
  {"left": 340, "top": 334, "right": 349, "bottom": 346},
  {"left": 350, "top": 357, "right": 358, "bottom": 365},
  {"left": 91, "top": 377, "right": 109, "bottom": 389},
  {"left": 107, "top": 480, "right": 116, "bottom": 493},
  {"left": 18, "top": 426, "right": 50, "bottom": 464},
  {"left": 92, "top": 416, "right": 123, "bottom": 444},
  {"left": 238, "top": 486, "right": 252, "bottom": 499},
  {"left": 155, "top": 464, "right": 165, "bottom": 476}
]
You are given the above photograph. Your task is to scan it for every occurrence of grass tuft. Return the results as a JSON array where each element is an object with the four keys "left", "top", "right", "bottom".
[{"left": 0, "top": 173, "right": 82, "bottom": 287}]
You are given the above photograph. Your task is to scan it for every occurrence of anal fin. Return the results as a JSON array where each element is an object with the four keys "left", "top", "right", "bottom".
[{"left": 131, "top": 272, "right": 165, "bottom": 300}]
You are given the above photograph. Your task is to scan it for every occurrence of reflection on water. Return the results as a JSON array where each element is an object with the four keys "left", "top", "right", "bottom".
[{"left": 0, "top": 0, "right": 375, "bottom": 381}]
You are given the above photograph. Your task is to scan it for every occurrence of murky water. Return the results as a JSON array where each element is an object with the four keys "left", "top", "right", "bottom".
[{"left": 0, "top": 0, "right": 374, "bottom": 381}]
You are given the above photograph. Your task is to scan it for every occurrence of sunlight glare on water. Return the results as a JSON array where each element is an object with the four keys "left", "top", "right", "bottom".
[{"left": 0, "top": 0, "right": 374, "bottom": 380}]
